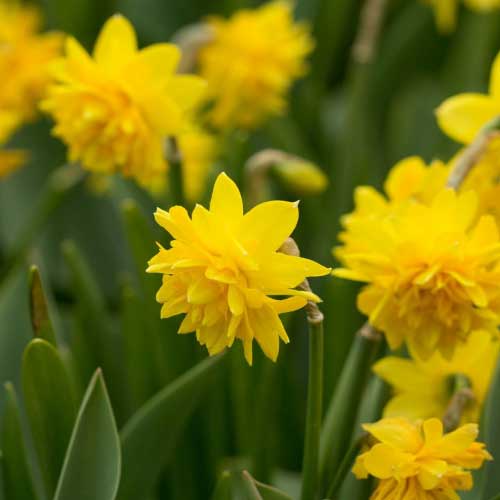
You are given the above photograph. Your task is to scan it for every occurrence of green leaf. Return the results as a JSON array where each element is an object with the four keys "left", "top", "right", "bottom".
[
  {"left": 62, "top": 240, "right": 125, "bottom": 416},
  {"left": 480, "top": 356, "right": 500, "bottom": 499},
  {"left": 117, "top": 353, "right": 226, "bottom": 500},
  {"left": 22, "top": 339, "right": 77, "bottom": 497},
  {"left": 2, "top": 382, "right": 37, "bottom": 500},
  {"left": 319, "top": 326, "right": 382, "bottom": 491},
  {"left": 54, "top": 370, "right": 121, "bottom": 500},
  {"left": 211, "top": 471, "right": 232, "bottom": 500},
  {"left": 241, "top": 471, "right": 292, "bottom": 500},
  {"left": 0, "top": 165, "right": 84, "bottom": 281},
  {"left": 29, "top": 266, "right": 57, "bottom": 346}
]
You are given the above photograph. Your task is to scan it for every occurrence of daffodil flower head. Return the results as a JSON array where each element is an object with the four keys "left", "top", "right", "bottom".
[
  {"left": 334, "top": 188, "right": 500, "bottom": 359},
  {"left": 353, "top": 417, "right": 492, "bottom": 499},
  {"left": 147, "top": 172, "right": 330, "bottom": 364},
  {"left": 198, "top": 1, "right": 314, "bottom": 129},
  {"left": 374, "top": 330, "right": 499, "bottom": 423},
  {"left": 0, "top": 0, "right": 62, "bottom": 122},
  {"left": 41, "top": 15, "right": 206, "bottom": 190}
]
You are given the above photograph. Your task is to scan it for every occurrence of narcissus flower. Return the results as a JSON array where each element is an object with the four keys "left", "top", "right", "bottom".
[
  {"left": 0, "top": 0, "right": 62, "bottom": 122},
  {"left": 147, "top": 172, "right": 330, "bottom": 364},
  {"left": 374, "top": 330, "right": 499, "bottom": 423},
  {"left": 198, "top": 1, "right": 313, "bottom": 129},
  {"left": 437, "top": 50, "right": 500, "bottom": 144},
  {"left": 425, "top": 0, "right": 500, "bottom": 33},
  {"left": 334, "top": 188, "right": 500, "bottom": 359},
  {"left": 353, "top": 417, "right": 492, "bottom": 499},
  {"left": 41, "top": 15, "right": 206, "bottom": 190}
]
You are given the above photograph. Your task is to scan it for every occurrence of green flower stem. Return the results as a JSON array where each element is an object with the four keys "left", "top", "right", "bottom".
[
  {"left": 319, "top": 322, "right": 382, "bottom": 492},
  {"left": 300, "top": 313, "right": 324, "bottom": 500},
  {"left": 0, "top": 164, "right": 85, "bottom": 284},
  {"left": 167, "top": 138, "right": 185, "bottom": 207},
  {"left": 325, "top": 434, "right": 366, "bottom": 499}
]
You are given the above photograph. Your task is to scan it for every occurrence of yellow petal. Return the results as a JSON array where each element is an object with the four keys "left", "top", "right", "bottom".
[
  {"left": 417, "top": 459, "right": 448, "bottom": 490},
  {"left": 165, "top": 74, "right": 207, "bottom": 112},
  {"left": 129, "top": 43, "right": 180, "bottom": 81},
  {"left": 361, "top": 443, "right": 414, "bottom": 479},
  {"left": 373, "top": 357, "right": 441, "bottom": 395},
  {"left": 240, "top": 200, "right": 299, "bottom": 253},
  {"left": 363, "top": 418, "right": 422, "bottom": 453},
  {"left": 94, "top": 15, "right": 137, "bottom": 71},
  {"left": 436, "top": 93, "right": 500, "bottom": 144},
  {"left": 490, "top": 50, "right": 500, "bottom": 98},
  {"left": 423, "top": 418, "right": 444, "bottom": 444},
  {"left": 209, "top": 172, "right": 244, "bottom": 228},
  {"left": 433, "top": 0, "right": 458, "bottom": 34}
]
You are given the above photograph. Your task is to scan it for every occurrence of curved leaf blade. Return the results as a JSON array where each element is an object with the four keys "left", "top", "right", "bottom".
[
  {"left": 118, "top": 354, "right": 226, "bottom": 500},
  {"left": 54, "top": 370, "right": 121, "bottom": 500},
  {"left": 22, "top": 339, "right": 77, "bottom": 497},
  {"left": 2, "top": 382, "right": 38, "bottom": 500}
]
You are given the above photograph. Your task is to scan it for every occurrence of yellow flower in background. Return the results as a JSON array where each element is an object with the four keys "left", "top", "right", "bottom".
[
  {"left": 335, "top": 156, "right": 448, "bottom": 262},
  {"left": 0, "top": 0, "right": 62, "bottom": 123},
  {"left": 374, "top": 330, "right": 499, "bottom": 423},
  {"left": 178, "top": 125, "right": 218, "bottom": 203},
  {"left": 198, "top": 1, "right": 313, "bottom": 129},
  {"left": 334, "top": 188, "right": 500, "bottom": 359},
  {"left": 41, "top": 15, "right": 206, "bottom": 190},
  {"left": 353, "top": 417, "right": 492, "bottom": 499},
  {"left": 147, "top": 172, "right": 330, "bottom": 364},
  {"left": 425, "top": 0, "right": 500, "bottom": 33},
  {"left": 437, "top": 50, "right": 500, "bottom": 144}
]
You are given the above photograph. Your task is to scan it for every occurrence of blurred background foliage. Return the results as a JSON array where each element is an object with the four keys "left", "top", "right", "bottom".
[{"left": 2, "top": 0, "right": 500, "bottom": 499}]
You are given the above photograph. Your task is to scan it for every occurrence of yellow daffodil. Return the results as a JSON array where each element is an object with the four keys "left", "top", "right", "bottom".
[
  {"left": 374, "top": 330, "right": 499, "bottom": 423},
  {"left": 437, "top": 50, "right": 500, "bottom": 144},
  {"left": 178, "top": 125, "right": 218, "bottom": 203},
  {"left": 353, "top": 417, "right": 492, "bottom": 500},
  {"left": 198, "top": 1, "right": 313, "bottom": 129},
  {"left": 147, "top": 172, "right": 330, "bottom": 364},
  {"left": 425, "top": 0, "right": 500, "bottom": 33},
  {"left": 334, "top": 188, "right": 500, "bottom": 359},
  {"left": 0, "top": 0, "right": 62, "bottom": 123},
  {"left": 41, "top": 15, "right": 206, "bottom": 190}
]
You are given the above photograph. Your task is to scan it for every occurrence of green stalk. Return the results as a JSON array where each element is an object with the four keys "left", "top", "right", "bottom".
[
  {"left": 300, "top": 319, "right": 324, "bottom": 500},
  {"left": 326, "top": 435, "right": 365, "bottom": 499},
  {"left": 319, "top": 323, "right": 382, "bottom": 492},
  {"left": 168, "top": 138, "right": 185, "bottom": 207}
]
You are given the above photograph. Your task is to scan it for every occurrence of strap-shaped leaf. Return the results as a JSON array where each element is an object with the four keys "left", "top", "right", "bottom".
[
  {"left": 29, "top": 266, "right": 57, "bottom": 346},
  {"left": 53, "top": 370, "right": 121, "bottom": 500},
  {"left": 117, "top": 354, "right": 225, "bottom": 500},
  {"left": 22, "top": 339, "right": 77, "bottom": 497},
  {"left": 2, "top": 382, "right": 37, "bottom": 500},
  {"left": 241, "top": 471, "right": 293, "bottom": 500}
]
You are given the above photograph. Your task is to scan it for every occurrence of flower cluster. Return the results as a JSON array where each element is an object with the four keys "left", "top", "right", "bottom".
[
  {"left": 353, "top": 417, "right": 492, "bottom": 499},
  {"left": 41, "top": 15, "right": 206, "bottom": 190},
  {"left": 147, "top": 172, "right": 330, "bottom": 364},
  {"left": 198, "top": 1, "right": 313, "bottom": 129}
]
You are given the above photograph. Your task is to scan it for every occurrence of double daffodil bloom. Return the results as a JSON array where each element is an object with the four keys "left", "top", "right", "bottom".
[
  {"left": 147, "top": 172, "right": 330, "bottom": 364},
  {"left": 353, "top": 417, "right": 492, "bottom": 500},
  {"left": 198, "top": 1, "right": 313, "bottom": 129},
  {"left": 42, "top": 15, "right": 206, "bottom": 190}
]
